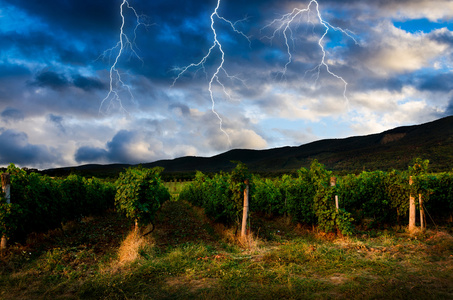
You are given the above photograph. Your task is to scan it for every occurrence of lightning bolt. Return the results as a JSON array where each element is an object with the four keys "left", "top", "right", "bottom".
[
  {"left": 171, "top": 0, "right": 250, "bottom": 146},
  {"left": 99, "top": 0, "right": 151, "bottom": 115},
  {"left": 261, "top": 0, "right": 358, "bottom": 105}
]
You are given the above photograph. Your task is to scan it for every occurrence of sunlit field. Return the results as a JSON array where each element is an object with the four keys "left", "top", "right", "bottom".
[
  {"left": 164, "top": 180, "right": 192, "bottom": 199},
  {"left": 1, "top": 198, "right": 452, "bottom": 300}
]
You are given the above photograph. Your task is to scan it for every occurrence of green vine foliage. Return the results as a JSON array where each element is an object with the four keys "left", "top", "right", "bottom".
[
  {"left": 409, "top": 159, "right": 453, "bottom": 220},
  {"left": 384, "top": 170, "right": 409, "bottom": 223},
  {"left": 229, "top": 162, "right": 252, "bottom": 217},
  {"left": 339, "top": 171, "right": 395, "bottom": 226},
  {"left": 252, "top": 176, "right": 284, "bottom": 216},
  {"left": 282, "top": 169, "right": 316, "bottom": 225},
  {"left": 179, "top": 171, "right": 206, "bottom": 207},
  {"left": 314, "top": 188, "right": 354, "bottom": 235},
  {"left": 0, "top": 193, "right": 21, "bottom": 238},
  {"left": 1, "top": 164, "right": 115, "bottom": 240},
  {"left": 85, "top": 177, "right": 116, "bottom": 215},
  {"left": 180, "top": 159, "right": 453, "bottom": 233},
  {"left": 409, "top": 158, "right": 431, "bottom": 202},
  {"left": 204, "top": 172, "right": 235, "bottom": 224},
  {"left": 179, "top": 162, "right": 252, "bottom": 226},
  {"left": 115, "top": 166, "right": 170, "bottom": 226},
  {"left": 433, "top": 173, "right": 453, "bottom": 219},
  {"left": 309, "top": 160, "right": 354, "bottom": 235},
  {"left": 180, "top": 173, "right": 229, "bottom": 223},
  {"left": 60, "top": 174, "right": 87, "bottom": 222}
]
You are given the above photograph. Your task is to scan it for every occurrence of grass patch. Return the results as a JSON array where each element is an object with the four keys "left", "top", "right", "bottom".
[
  {"left": 164, "top": 181, "right": 192, "bottom": 199},
  {"left": 1, "top": 201, "right": 453, "bottom": 299}
]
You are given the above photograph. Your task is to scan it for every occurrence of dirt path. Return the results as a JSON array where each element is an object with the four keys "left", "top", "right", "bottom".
[{"left": 152, "top": 200, "right": 222, "bottom": 250}]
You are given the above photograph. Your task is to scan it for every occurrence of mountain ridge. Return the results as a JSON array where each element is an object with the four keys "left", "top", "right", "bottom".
[{"left": 43, "top": 115, "right": 453, "bottom": 177}]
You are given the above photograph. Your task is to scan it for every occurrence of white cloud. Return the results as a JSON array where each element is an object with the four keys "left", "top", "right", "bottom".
[
  {"left": 349, "top": 99, "right": 429, "bottom": 136},
  {"left": 365, "top": 22, "right": 447, "bottom": 76},
  {"left": 352, "top": 86, "right": 417, "bottom": 112},
  {"left": 381, "top": 0, "right": 453, "bottom": 21},
  {"left": 348, "top": 86, "right": 444, "bottom": 136},
  {"left": 256, "top": 90, "right": 348, "bottom": 122},
  {"left": 229, "top": 128, "right": 268, "bottom": 149},
  {"left": 170, "top": 145, "right": 198, "bottom": 158},
  {"left": 272, "top": 126, "right": 317, "bottom": 146}
]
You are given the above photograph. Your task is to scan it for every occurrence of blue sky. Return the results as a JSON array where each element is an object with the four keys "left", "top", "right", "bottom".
[{"left": 0, "top": 0, "right": 452, "bottom": 169}]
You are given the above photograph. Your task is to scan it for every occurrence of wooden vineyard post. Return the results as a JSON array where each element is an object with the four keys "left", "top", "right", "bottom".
[
  {"left": 419, "top": 194, "right": 425, "bottom": 231},
  {"left": 241, "top": 179, "right": 250, "bottom": 242},
  {"left": 409, "top": 176, "right": 416, "bottom": 233},
  {"left": 1, "top": 173, "right": 11, "bottom": 249},
  {"left": 330, "top": 177, "right": 339, "bottom": 211}
]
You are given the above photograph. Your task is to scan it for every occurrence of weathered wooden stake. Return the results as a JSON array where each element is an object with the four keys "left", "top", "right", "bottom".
[
  {"left": 241, "top": 179, "right": 250, "bottom": 241},
  {"left": 330, "top": 177, "right": 339, "bottom": 211},
  {"left": 409, "top": 176, "right": 416, "bottom": 233},
  {"left": 1, "top": 173, "right": 11, "bottom": 249},
  {"left": 419, "top": 194, "right": 425, "bottom": 231}
]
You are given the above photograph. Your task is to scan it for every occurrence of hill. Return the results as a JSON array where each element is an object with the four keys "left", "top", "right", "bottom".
[{"left": 43, "top": 115, "right": 453, "bottom": 177}]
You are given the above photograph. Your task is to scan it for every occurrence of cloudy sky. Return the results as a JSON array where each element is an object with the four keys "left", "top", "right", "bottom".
[{"left": 1, "top": 0, "right": 452, "bottom": 169}]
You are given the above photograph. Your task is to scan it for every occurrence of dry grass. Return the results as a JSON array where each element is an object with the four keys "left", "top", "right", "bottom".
[
  {"left": 105, "top": 225, "right": 155, "bottom": 273},
  {"left": 117, "top": 231, "right": 146, "bottom": 265},
  {"left": 2, "top": 202, "right": 453, "bottom": 300},
  {"left": 188, "top": 203, "right": 262, "bottom": 252},
  {"left": 239, "top": 231, "right": 261, "bottom": 252}
]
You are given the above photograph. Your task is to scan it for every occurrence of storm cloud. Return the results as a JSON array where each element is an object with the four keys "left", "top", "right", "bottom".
[
  {"left": 0, "top": 0, "right": 452, "bottom": 169},
  {"left": 0, "top": 129, "right": 61, "bottom": 167},
  {"left": 1, "top": 108, "right": 24, "bottom": 123}
]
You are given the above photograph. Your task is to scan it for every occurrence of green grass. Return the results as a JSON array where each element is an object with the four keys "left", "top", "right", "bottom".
[
  {"left": 164, "top": 181, "right": 192, "bottom": 199},
  {"left": 1, "top": 200, "right": 453, "bottom": 299}
]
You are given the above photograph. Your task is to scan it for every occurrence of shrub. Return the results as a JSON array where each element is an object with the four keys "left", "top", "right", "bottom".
[{"left": 115, "top": 166, "right": 170, "bottom": 227}]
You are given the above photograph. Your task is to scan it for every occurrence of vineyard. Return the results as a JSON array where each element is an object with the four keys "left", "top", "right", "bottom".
[
  {"left": 1, "top": 161, "right": 453, "bottom": 298},
  {"left": 0, "top": 164, "right": 170, "bottom": 245},
  {"left": 180, "top": 160, "right": 453, "bottom": 235},
  {"left": 1, "top": 160, "right": 453, "bottom": 245}
]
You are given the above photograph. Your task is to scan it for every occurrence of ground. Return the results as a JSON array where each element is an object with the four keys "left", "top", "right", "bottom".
[{"left": 1, "top": 199, "right": 453, "bottom": 299}]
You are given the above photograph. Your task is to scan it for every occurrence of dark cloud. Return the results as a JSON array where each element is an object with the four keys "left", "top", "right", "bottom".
[
  {"left": 72, "top": 75, "right": 104, "bottom": 91},
  {"left": 29, "top": 70, "right": 104, "bottom": 93},
  {"left": 1, "top": 0, "right": 212, "bottom": 81},
  {"left": 431, "top": 30, "right": 453, "bottom": 45},
  {"left": 0, "top": 0, "right": 452, "bottom": 169},
  {"left": 105, "top": 130, "right": 136, "bottom": 163},
  {"left": 0, "top": 30, "right": 102, "bottom": 70},
  {"left": 1, "top": 108, "right": 25, "bottom": 123},
  {"left": 2, "top": 0, "right": 118, "bottom": 35},
  {"left": 48, "top": 114, "right": 66, "bottom": 133},
  {"left": 418, "top": 73, "right": 453, "bottom": 92},
  {"left": 1, "top": 31, "right": 71, "bottom": 65},
  {"left": 4, "top": 0, "right": 356, "bottom": 85},
  {"left": 355, "top": 76, "right": 405, "bottom": 92},
  {"left": 75, "top": 130, "right": 142, "bottom": 164},
  {"left": 75, "top": 146, "right": 108, "bottom": 163},
  {"left": 0, "top": 64, "right": 30, "bottom": 79},
  {"left": 169, "top": 103, "right": 191, "bottom": 116},
  {"left": 0, "top": 129, "right": 60, "bottom": 166},
  {"left": 444, "top": 97, "right": 453, "bottom": 116},
  {"left": 31, "top": 70, "right": 70, "bottom": 90}
]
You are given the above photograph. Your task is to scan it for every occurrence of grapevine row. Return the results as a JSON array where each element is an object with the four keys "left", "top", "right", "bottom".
[
  {"left": 0, "top": 165, "right": 169, "bottom": 243},
  {"left": 180, "top": 160, "right": 453, "bottom": 234}
]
